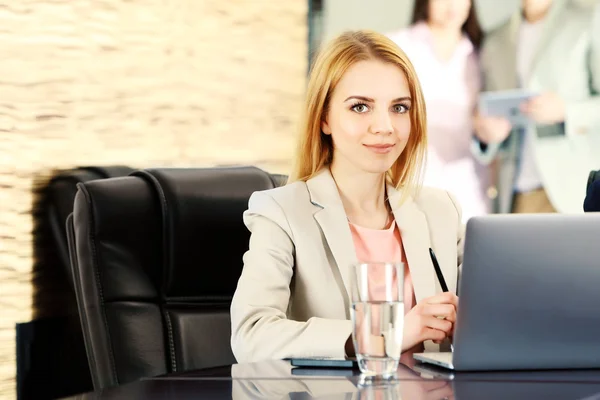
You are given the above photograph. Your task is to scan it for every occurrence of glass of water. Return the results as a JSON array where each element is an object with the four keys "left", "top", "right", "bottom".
[{"left": 350, "top": 262, "right": 404, "bottom": 379}]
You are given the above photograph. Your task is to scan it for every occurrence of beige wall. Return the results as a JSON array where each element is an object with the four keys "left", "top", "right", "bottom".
[
  {"left": 0, "top": 1, "right": 307, "bottom": 397},
  {"left": 322, "top": 0, "right": 413, "bottom": 41}
]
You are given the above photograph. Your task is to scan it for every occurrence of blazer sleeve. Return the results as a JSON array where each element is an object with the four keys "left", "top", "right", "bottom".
[
  {"left": 564, "top": 3, "right": 600, "bottom": 138},
  {"left": 470, "top": 138, "right": 505, "bottom": 166},
  {"left": 230, "top": 191, "right": 352, "bottom": 363}
]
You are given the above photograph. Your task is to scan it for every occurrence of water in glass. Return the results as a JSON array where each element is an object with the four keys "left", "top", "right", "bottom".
[{"left": 350, "top": 262, "right": 404, "bottom": 378}]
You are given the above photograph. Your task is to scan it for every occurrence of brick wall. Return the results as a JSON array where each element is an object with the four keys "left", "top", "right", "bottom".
[{"left": 0, "top": 0, "right": 307, "bottom": 397}]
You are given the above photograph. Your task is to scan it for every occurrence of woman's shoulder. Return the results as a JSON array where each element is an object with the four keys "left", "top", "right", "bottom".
[
  {"left": 412, "top": 186, "right": 462, "bottom": 222},
  {"left": 248, "top": 180, "right": 310, "bottom": 210},
  {"left": 387, "top": 23, "right": 427, "bottom": 49},
  {"left": 245, "top": 181, "right": 313, "bottom": 226},
  {"left": 386, "top": 27, "right": 410, "bottom": 44}
]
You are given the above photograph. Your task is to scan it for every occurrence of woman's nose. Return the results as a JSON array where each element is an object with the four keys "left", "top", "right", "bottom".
[{"left": 369, "top": 110, "right": 394, "bottom": 135}]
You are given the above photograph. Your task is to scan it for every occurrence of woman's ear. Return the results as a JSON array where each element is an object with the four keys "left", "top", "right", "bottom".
[{"left": 321, "top": 119, "right": 331, "bottom": 135}]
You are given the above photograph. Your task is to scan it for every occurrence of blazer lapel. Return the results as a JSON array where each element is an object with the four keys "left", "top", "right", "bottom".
[
  {"left": 306, "top": 170, "right": 357, "bottom": 305},
  {"left": 305, "top": 171, "right": 439, "bottom": 305},
  {"left": 388, "top": 186, "right": 436, "bottom": 303}
]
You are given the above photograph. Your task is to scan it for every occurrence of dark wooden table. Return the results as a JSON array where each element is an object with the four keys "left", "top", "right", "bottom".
[{"left": 63, "top": 358, "right": 600, "bottom": 399}]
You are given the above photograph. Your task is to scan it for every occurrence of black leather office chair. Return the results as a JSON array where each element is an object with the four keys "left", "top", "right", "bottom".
[
  {"left": 17, "top": 166, "right": 134, "bottom": 399},
  {"left": 270, "top": 173, "right": 288, "bottom": 187},
  {"left": 68, "top": 166, "right": 282, "bottom": 389},
  {"left": 47, "top": 166, "right": 135, "bottom": 284}
]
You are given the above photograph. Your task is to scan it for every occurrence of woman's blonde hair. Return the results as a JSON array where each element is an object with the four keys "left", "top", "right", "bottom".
[{"left": 288, "top": 30, "right": 427, "bottom": 200}]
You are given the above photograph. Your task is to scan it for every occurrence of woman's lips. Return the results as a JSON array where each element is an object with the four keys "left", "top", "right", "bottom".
[{"left": 363, "top": 143, "right": 395, "bottom": 154}]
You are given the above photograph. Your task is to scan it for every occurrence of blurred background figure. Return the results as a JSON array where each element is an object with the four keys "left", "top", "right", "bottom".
[
  {"left": 388, "top": 0, "right": 489, "bottom": 222},
  {"left": 584, "top": 169, "right": 600, "bottom": 212},
  {"left": 472, "top": 0, "right": 600, "bottom": 214}
]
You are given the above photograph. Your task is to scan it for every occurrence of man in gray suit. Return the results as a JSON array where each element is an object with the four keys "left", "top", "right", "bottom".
[{"left": 472, "top": 0, "right": 600, "bottom": 214}]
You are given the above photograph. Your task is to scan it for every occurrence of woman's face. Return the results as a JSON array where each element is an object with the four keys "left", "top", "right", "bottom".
[
  {"left": 428, "top": 0, "right": 471, "bottom": 31},
  {"left": 322, "top": 59, "right": 412, "bottom": 176}
]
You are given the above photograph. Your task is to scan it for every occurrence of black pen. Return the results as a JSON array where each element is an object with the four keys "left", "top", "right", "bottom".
[
  {"left": 429, "top": 248, "right": 449, "bottom": 292},
  {"left": 429, "top": 247, "right": 454, "bottom": 352}
]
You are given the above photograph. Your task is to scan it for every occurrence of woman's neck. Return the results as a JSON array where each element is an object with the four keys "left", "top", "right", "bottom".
[
  {"left": 329, "top": 161, "right": 389, "bottom": 228},
  {"left": 426, "top": 23, "right": 463, "bottom": 62}
]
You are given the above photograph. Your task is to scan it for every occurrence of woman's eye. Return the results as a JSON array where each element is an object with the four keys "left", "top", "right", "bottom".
[
  {"left": 351, "top": 104, "right": 369, "bottom": 113},
  {"left": 393, "top": 104, "right": 409, "bottom": 113}
]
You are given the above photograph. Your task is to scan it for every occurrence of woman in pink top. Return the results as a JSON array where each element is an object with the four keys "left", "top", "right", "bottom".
[{"left": 388, "top": 0, "right": 490, "bottom": 221}]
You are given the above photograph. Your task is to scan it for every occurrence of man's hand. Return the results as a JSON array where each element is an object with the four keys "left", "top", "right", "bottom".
[{"left": 520, "top": 92, "right": 566, "bottom": 124}]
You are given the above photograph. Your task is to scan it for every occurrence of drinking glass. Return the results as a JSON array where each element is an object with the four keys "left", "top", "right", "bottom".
[{"left": 350, "top": 262, "right": 404, "bottom": 379}]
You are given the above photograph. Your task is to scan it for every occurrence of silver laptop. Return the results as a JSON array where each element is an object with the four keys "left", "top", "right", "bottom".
[{"left": 414, "top": 213, "right": 600, "bottom": 371}]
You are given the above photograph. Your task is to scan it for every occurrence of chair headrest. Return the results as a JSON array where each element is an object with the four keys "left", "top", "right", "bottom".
[
  {"left": 73, "top": 176, "right": 164, "bottom": 301},
  {"left": 134, "top": 166, "right": 277, "bottom": 301},
  {"left": 47, "top": 166, "right": 135, "bottom": 284}
]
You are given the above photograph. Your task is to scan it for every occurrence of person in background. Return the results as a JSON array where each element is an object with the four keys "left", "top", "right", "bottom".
[
  {"left": 388, "top": 0, "right": 489, "bottom": 222},
  {"left": 473, "top": 0, "right": 600, "bottom": 214},
  {"left": 584, "top": 170, "right": 600, "bottom": 212},
  {"left": 230, "top": 30, "right": 463, "bottom": 363}
]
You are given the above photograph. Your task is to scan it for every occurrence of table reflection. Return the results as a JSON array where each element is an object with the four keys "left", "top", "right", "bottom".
[
  {"left": 65, "top": 368, "right": 600, "bottom": 399},
  {"left": 231, "top": 360, "right": 452, "bottom": 399}
]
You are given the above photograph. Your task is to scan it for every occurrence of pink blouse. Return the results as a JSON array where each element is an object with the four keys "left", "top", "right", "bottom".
[{"left": 349, "top": 220, "right": 416, "bottom": 314}]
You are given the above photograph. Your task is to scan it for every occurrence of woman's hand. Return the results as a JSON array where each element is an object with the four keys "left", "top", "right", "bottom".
[
  {"left": 473, "top": 114, "right": 512, "bottom": 144},
  {"left": 402, "top": 292, "right": 458, "bottom": 352}
]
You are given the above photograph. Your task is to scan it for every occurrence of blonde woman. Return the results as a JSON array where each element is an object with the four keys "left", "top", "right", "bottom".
[{"left": 230, "top": 30, "right": 463, "bottom": 363}]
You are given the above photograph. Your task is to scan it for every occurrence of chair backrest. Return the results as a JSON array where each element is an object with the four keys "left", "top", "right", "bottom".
[
  {"left": 47, "top": 166, "right": 135, "bottom": 282},
  {"left": 17, "top": 166, "right": 134, "bottom": 398},
  {"left": 584, "top": 170, "right": 600, "bottom": 212},
  {"left": 68, "top": 166, "right": 280, "bottom": 389},
  {"left": 269, "top": 173, "right": 288, "bottom": 187}
]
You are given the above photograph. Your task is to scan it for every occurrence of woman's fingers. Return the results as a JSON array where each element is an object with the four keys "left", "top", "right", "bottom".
[
  {"left": 423, "top": 316, "right": 453, "bottom": 335},
  {"left": 421, "top": 304, "right": 456, "bottom": 322},
  {"left": 404, "top": 293, "right": 459, "bottom": 349},
  {"left": 421, "top": 327, "right": 447, "bottom": 343}
]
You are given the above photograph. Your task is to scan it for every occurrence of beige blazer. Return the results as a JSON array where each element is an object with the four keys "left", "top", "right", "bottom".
[
  {"left": 230, "top": 168, "right": 464, "bottom": 363},
  {"left": 473, "top": 0, "right": 600, "bottom": 213}
]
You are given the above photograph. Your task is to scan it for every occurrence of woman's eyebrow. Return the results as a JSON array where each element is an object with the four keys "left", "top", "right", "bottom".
[{"left": 343, "top": 95, "right": 412, "bottom": 102}]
